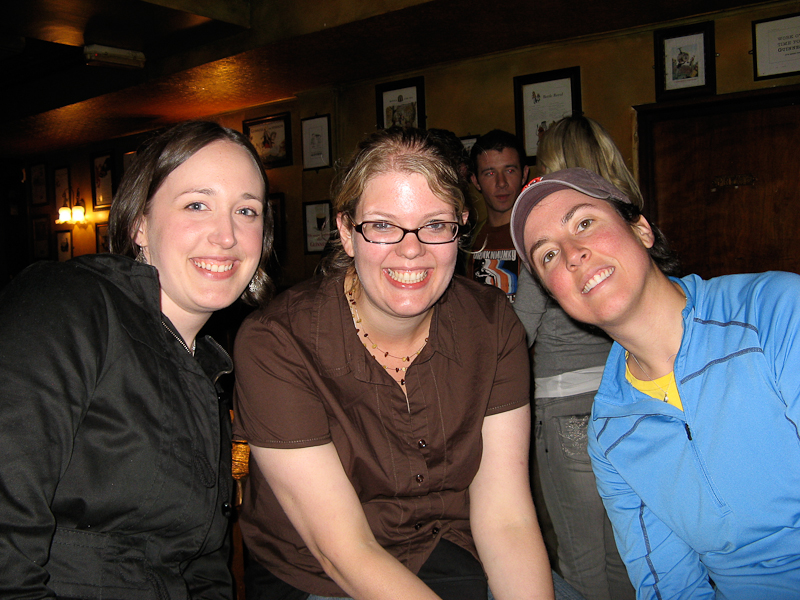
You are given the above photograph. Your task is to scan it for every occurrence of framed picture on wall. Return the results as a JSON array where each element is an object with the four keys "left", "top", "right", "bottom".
[
  {"left": 301, "top": 114, "right": 332, "bottom": 170},
  {"left": 268, "top": 192, "right": 286, "bottom": 263},
  {"left": 122, "top": 150, "right": 137, "bottom": 174},
  {"left": 752, "top": 12, "right": 800, "bottom": 80},
  {"left": 56, "top": 230, "right": 73, "bottom": 262},
  {"left": 32, "top": 215, "right": 50, "bottom": 259},
  {"left": 513, "top": 67, "right": 581, "bottom": 164},
  {"left": 375, "top": 77, "right": 425, "bottom": 130},
  {"left": 30, "top": 164, "right": 47, "bottom": 206},
  {"left": 92, "top": 152, "right": 115, "bottom": 210},
  {"left": 654, "top": 22, "right": 716, "bottom": 102},
  {"left": 96, "top": 223, "right": 110, "bottom": 253},
  {"left": 243, "top": 113, "right": 293, "bottom": 169},
  {"left": 303, "top": 201, "right": 332, "bottom": 254},
  {"left": 460, "top": 135, "right": 479, "bottom": 155},
  {"left": 53, "top": 166, "right": 71, "bottom": 212}
]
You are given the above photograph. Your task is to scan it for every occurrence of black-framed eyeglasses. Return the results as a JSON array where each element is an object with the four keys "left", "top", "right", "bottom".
[{"left": 354, "top": 221, "right": 461, "bottom": 245}]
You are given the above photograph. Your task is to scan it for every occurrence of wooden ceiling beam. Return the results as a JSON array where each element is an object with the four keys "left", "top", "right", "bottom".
[{"left": 141, "top": 0, "right": 251, "bottom": 28}]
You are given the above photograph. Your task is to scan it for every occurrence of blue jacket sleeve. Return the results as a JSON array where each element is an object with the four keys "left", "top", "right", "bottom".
[
  {"left": 588, "top": 422, "right": 715, "bottom": 600},
  {"left": 748, "top": 272, "right": 800, "bottom": 431}
]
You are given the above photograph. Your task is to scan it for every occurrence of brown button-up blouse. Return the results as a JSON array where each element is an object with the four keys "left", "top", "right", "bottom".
[{"left": 233, "top": 273, "right": 530, "bottom": 596}]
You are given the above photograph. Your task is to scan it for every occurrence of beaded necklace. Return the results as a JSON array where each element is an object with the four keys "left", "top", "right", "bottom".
[{"left": 347, "top": 288, "right": 427, "bottom": 386}]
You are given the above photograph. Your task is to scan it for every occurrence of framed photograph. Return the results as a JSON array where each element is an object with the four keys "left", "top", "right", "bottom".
[
  {"left": 301, "top": 114, "right": 332, "bottom": 170},
  {"left": 30, "top": 164, "right": 47, "bottom": 206},
  {"left": 122, "top": 151, "right": 137, "bottom": 174},
  {"left": 303, "top": 201, "right": 332, "bottom": 254},
  {"left": 460, "top": 135, "right": 479, "bottom": 155},
  {"left": 96, "top": 223, "right": 110, "bottom": 253},
  {"left": 375, "top": 77, "right": 425, "bottom": 129},
  {"left": 654, "top": 22, "right": 716, "bottom": 102},
  {"left": 32, "top": 215, "right": 50, "bottom": 259},
  {"left": 92, "top": 152, "right": 115, "bottom": 210},
  {"left": 56, "top": 230, "right": 73, "bottom": 262},
  {"left": 752, "top": 13, "right": 800, "bottom": 80},
  {"left": 268, "top": 192, "right": 286, "bottom": 262},
  {"left": 53, "top": 166, "right": 71, "bottom": 210},
  {"left": 514, "top": 67, "right": 581, "bottom": 164},
  {"left": 243, "top": 113, "right": 292, "bottom": 169}
]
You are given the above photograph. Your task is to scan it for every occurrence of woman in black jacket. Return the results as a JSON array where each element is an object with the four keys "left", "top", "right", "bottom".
[{"left": 0, "top": 121, "right": 273, "bottom": 599}]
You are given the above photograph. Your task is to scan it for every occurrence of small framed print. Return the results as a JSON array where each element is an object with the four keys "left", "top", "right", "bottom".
[
  {"left": 122, "top": 151, "right": 137, "bottom": 174},
  {"left": 92, "top": 152, "right": 115, "bottom": 210},
  {"left": 56, "top": 230, "right": 73, "bottom": 262},
  {"left": 654, "top": 22, "right": 716, "bottom": 102},
  {"left": 375, "top": 77, "right": 426, "bottom": 129},
  {"left": 96, "top": 223, "right": 110, "bottom": 253},
  {"left": 32, "top": 216, "right": 50, "bottom": 259},
  {"left": 268, "top": 192, "right": 286, "bottom": 262},
  {"left": 53, "top": 166, "right": 71, "bottom": 210},
  {"left": 301, "top": 114, "right": 332, "bottom": 170},
  {"left": 514, "top": 67, "right": 582, "bottom": 164},
  {"left": 303, "top": 201, "right": 332, "bottom": 254},
  {"left": 460, "top": 136, "right": 479, "bottom": 156},
  {"left": 30, "top": 164, "right": 47, "bottom": 206},
  {"left": 243, "top": 113, "right": 293, "bottom": 169},
  {"left": 752, "top": 13, "right": 800, "bottom": 80}
]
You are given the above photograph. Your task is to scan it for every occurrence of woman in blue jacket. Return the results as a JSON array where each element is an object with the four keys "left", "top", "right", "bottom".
[{"left": 509, "top": 167, "right": 800, "bottom": 599}]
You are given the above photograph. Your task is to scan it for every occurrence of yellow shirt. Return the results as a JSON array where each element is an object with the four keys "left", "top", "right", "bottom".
[{"left": 625, "top": 355, "right": 683, "bottom": 411}]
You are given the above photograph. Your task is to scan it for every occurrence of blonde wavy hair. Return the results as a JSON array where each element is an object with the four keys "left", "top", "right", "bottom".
[{"left": 537, "top": 115, "right": 644, "bottom": 209}]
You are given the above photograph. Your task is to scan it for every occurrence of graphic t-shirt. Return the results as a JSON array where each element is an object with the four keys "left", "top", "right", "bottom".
[{"left": 470, "top": 223, "right": 521, "bottom": 302}]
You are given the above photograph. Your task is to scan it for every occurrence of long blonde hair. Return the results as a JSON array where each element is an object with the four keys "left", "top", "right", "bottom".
[{"left": 537, "top": 115, "right": 644, "bottom": 209}]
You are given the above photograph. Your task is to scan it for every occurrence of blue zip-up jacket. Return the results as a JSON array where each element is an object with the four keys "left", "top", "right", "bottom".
[{"left": 588, "top": 271, "right": 800, "bottom": 599}]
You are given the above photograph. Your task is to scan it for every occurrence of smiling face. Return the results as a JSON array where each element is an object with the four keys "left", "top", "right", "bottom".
[
  {"left": 523, "top": 188, "right": 656, "bottom": 330},
  {"left": 338, "top": 171, "right": 462, "bottom": 325},
  {"left": 135, "top": 139, "right": 265, "bottom": 332},
  {"left": 471, "top": 147, "right": 529, "bottom": 226}
]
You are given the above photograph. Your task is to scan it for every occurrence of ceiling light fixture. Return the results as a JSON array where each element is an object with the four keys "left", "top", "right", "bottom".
[{"left": 84, "top": 44, "right": 146, "bottom": 69}]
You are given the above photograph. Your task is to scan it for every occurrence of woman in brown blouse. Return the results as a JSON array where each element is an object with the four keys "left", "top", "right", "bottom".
[{"left": 234, "top": 127, "right": 554, "bottom": 600}]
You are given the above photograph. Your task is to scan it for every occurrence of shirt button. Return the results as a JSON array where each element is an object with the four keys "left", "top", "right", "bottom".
[
  {"left": 221, "top": 502, "right": 232, "bottom": 518},
  {"left": 432, "top": 527, "right": 440, "bottom": 536},
  {"left": 414, "top": 522, "right": 423, "bottom": 530},
  {"left": 417, "top": 439, "right": 427, "bottom": 449},
  {"left": 415, "top": 474, "right": 424, "bottom": 484}
]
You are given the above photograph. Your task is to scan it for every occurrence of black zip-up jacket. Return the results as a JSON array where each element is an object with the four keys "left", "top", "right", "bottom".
[{"left": 0, "top": 255, "right": 234, "bottom": 599}]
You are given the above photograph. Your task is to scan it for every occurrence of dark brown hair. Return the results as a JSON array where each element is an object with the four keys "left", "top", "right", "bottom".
[{"left": 109, "top": 121, "right": 274, "bottom": 306}]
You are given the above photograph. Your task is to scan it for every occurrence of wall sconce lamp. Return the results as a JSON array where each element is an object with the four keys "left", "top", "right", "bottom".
[{"left": 55, "top": 188, "right": 87, "bottom": 225}]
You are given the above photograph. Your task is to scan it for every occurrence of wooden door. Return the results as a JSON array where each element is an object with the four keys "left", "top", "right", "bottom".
[{"left": 637, "top": 85, "right": 800, "bottom": 279}]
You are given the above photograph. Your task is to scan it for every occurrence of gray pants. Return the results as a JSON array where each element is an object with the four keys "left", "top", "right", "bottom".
[{"left": 534, "top": 391, "right": 635, "bottom": 600}]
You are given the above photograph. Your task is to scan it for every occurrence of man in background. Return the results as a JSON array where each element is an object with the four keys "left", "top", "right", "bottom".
[{"left": 468, "top": 129, "right": 529, "bottom": 302}]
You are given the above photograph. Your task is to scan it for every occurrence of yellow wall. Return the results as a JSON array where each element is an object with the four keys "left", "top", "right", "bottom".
[{"left": 54, "top": 0, "right": 800, "bottom": 287}]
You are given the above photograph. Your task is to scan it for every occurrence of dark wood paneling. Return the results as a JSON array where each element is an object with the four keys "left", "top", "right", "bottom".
[{"left": 637, "top": 86, "right": 800, "bottom": 278}]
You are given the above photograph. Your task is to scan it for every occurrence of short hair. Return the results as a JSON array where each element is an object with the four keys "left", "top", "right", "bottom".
[
  {"left": 319, "top": 127, "right": 469, "bottom": 276},
  {"left": 469, "top": 129, "right": 526, "bottom": 175},
  {"left": 537, "top": 115, "right": 644, "bottom": 209},
  {"left": 108, "top": 120, "right": 274, "bottom": 306}
]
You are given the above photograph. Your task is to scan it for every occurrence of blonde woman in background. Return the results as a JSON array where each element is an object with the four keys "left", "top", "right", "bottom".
[{"left": 512, "top": 116, "right": 637, "bottom": 600}]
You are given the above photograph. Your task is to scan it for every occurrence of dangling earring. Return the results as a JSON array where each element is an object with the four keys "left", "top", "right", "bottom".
[
  {"left": 136, "top": 247, "right": 148, "bottom": 264},
  {"left": 248, "top": 272, "right": 260, "bottom": 294}
]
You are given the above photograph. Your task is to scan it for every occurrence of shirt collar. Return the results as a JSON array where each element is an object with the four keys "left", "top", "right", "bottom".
[{"left": 312, "top": 274, "right": 462, "bottom": 379}]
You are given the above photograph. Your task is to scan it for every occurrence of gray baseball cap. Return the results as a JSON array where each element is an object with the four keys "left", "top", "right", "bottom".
[{"left": 510, "top": 167, "right": 632, "bottom": 270}]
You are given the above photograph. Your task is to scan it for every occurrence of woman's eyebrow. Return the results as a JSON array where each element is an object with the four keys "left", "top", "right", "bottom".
[{"left": 528, "top": 202, "right": 595, "bottom": 257}]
